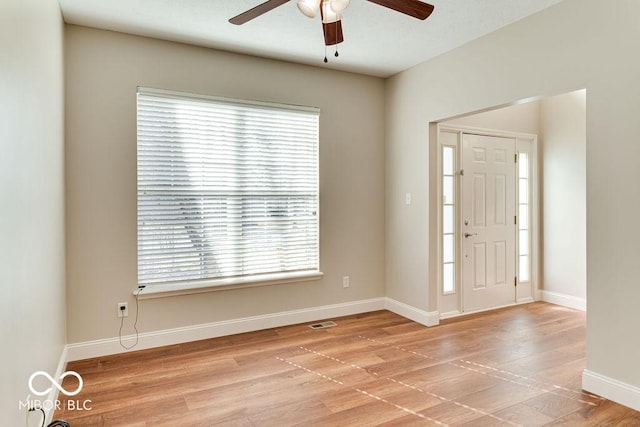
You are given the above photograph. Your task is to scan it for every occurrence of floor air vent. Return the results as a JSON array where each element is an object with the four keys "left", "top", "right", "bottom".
[{"left": 308, "top": 321, "right": 337, "bottom": 330}]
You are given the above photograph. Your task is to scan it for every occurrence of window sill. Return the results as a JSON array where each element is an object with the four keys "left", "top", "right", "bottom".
[{"left": 134, "top": 271, "right": 324, "bottom": 300}]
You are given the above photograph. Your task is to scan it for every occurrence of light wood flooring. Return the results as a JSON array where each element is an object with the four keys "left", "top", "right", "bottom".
[{"left": 55, "top": 302, "right": 640, "bottom": 426}]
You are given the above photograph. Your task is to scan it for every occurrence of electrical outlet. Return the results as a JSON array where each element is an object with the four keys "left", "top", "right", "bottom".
[
  {"left": 342, "top": 276, "right": 350, "bottom": 288},
  {"left": 117, "top": 302, "right": 129, "bottom": 318}
]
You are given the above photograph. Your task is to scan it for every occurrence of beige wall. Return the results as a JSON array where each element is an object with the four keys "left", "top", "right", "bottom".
[
  {"left": 541, "top": 90, "right": 587, "bottom": 300},
  {"left": 65, "top": 25, "right": 385, "bottom": 343},
  {"left": 446, "top": 100, "right": 540, "bottom": 135},
  {"left": 0, "top": 0, "right": 66, "bottom": 423},
  {"left": 386, "top": 0, "right": 640, "bottom": 391}
]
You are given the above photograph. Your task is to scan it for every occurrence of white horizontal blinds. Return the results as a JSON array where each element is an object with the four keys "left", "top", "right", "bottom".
[{"left": 137, "top": 88, "right": 320, "bottom": 286}]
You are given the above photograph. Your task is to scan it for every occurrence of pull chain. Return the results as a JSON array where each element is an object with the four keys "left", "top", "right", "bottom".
[
  {"left": 323, "top": 18, "right": 342, "bottom": 62},
  {"left": 334, "top": 20, "right": 339, "bottom": 57}
]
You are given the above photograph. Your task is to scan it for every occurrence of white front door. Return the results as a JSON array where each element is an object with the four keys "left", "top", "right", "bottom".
[{"left": 461, "top": 134, "right": 516, "bottom": 312}]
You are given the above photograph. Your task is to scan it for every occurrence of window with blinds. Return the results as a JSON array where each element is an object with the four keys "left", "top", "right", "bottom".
[{"left": 137, "top": 88, "right": 320, "bottom": 287}]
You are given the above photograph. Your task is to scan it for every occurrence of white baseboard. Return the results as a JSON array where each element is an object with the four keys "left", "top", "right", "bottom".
[
  {"left": 439, "top": 299, "right": 535, "bottom": 321},
  {"left": 540, "top": 290, "right": 586, "bottom": 311},
  {"left": 439, "top": 310, "right": 461, "bottom": 320},
  {"left": 384, "top": 298, "right": 439, "bottom": 327},
  {"left": 517, "top": 297, "right": 535, "bottom": 305},
  {"left": 535, "top": 289, "right": 543, "bottom": 301},
  {"left": 66, "top": 298, "right": 386, "bottom": 361},
  {"left": 583, "top": 369, "right": 640, "bottom": 411},
  {"left": 38, "top": 346, "right": 68, "bottom": 425}
]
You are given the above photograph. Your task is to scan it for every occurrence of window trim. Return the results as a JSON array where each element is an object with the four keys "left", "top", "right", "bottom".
[
  {"left": 139, "top": 87, "right": 321, "bottom": 116},
  {"left": 135, "top": 270, "right": 324, "bottom": 300},
  {"left": 136, "top": 87, "right": 322, "bottom": 296}
]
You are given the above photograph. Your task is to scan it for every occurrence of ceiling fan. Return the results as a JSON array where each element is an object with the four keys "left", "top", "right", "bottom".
[{"left": 229, "top": 0, "right": 435, "bottom": 62}]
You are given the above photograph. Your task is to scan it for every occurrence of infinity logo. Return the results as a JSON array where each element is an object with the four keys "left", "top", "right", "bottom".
[{"left": 28, "top": 371, "right": 84, "bottom": 397}]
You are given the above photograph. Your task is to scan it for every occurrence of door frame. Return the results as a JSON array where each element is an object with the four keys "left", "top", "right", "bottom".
[{"left": 435, "top": 124, "right": 539, "bottom": 319}]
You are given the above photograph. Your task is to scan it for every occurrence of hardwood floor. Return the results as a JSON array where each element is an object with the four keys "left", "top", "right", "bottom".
[{"left": 55, "top": 303, "right": 639, "bottom": 426}]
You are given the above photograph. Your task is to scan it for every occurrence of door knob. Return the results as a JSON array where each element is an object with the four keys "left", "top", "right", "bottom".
[{"left": 464, "top": 232, "right": 478, "bottom": 238}]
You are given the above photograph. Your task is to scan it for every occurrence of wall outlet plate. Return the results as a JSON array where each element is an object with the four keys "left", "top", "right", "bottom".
[{"left": 118, "top": 302, "right": 129, "bottom": 317}]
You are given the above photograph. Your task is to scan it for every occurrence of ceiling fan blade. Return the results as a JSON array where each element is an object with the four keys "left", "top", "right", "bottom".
[
  {"left": 229, "top": 0, "right": 290, "bottom": 25},
  {"left": 323, "top": 20, "right": 344, "bottom": 46},
  {"left": 366, "top": 0, "right": 434, "bottom": 20}
]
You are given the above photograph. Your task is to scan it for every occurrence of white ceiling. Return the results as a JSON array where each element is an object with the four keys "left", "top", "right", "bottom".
[{"left": 58, "top": 0, "right": 564, "bottom": 78}]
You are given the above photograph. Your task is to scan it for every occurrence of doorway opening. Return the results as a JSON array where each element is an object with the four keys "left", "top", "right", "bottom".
[{"left": 431, "top": 89, "right": 587, "bottom": 318}]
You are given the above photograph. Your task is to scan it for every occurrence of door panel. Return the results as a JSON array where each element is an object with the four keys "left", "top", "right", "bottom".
[
  {"left": 462, "top": 134, "right": 516, "bottom": 312},
  {"left": 473, "top": 174, "right": 486, "bottom": 226},
  {"left": 473, "top": 243, "right": 486, "bottom": 289},
  {"left": 495, "top": 240, "right": 506, "bottom": 284},
  {"left": 495, "top": 174, "right": 506, "bottom": 225}
]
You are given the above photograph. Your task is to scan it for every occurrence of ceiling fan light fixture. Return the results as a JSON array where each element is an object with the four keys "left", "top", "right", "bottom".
[
  {"left": 329, "top": 0, "right": 350, "bottom": 13},
  {"left": 321, "top": 0, "right": 341, "bottom": 24},
  {"left": 297, "top": 0, "right": 321, "bottom": 18}
]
